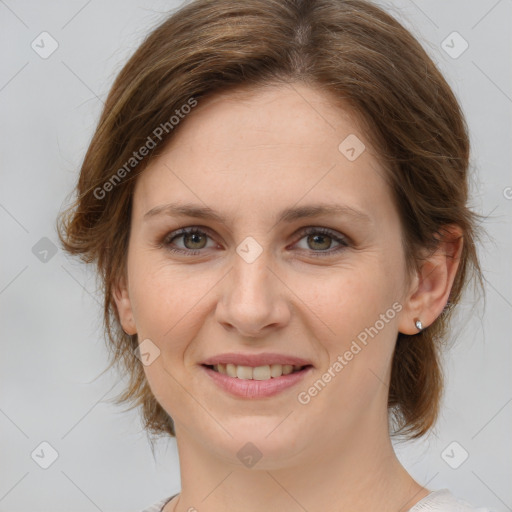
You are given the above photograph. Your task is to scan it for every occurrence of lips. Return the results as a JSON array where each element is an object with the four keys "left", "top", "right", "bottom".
[
  {"left": 200, "top": 352, "right": 313, "bottom": 367},
  {"left": 202, "top": 363, "right": 313, "bottom": 398},
  {"left": 199, "top": 352, "right": 314, "bottom": 398},
  {"left": 206, "top": 362, "right": 307, "bottom": 380}
]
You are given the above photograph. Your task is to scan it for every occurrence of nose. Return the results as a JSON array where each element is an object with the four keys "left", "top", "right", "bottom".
[{"left": 215, "top": 246, "right": 291, "bottom": 338}]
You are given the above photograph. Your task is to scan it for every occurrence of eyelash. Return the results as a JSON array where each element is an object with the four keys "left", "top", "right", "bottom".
[{"left": 159, "top": 226, "right": 349, "bottom": 258}]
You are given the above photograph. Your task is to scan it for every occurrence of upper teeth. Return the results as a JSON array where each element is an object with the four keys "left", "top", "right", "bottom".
[{"left": 213, "top": 363, "right": 303, "bottom": 380}]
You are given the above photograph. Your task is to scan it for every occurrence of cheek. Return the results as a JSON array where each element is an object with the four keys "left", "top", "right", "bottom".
[
  {"left": 127, "top": 256, "right": 223, "bottom": 377},
  {"left": 129, "top": 263, "right": 212, "bottom": 412},
  {"left": 296, "top": 261, "right": 399, "bottom": 335},
  {"left": 295, "top": 262, "right": 401, "bottom": 389},
  {"left": 128, "top": 252, "right": 206, "bottom": 331}
]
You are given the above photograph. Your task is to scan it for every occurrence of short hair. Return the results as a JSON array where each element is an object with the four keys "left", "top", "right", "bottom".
[{"left": 57, "top": 0, "right": 483, "bottom": 441}]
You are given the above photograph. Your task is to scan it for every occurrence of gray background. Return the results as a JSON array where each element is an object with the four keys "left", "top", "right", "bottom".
[{"left": 0, "top": 0, "right": 510, "bottom": 511}]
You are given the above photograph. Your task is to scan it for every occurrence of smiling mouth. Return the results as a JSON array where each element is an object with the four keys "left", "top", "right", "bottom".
[{"left": 203, "top": 363, "right": 311, "bottom": 380}]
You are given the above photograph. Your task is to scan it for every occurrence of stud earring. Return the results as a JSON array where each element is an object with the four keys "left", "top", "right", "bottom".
[{"left": 415, "top": 319, "right": 423, "bottom": 331}]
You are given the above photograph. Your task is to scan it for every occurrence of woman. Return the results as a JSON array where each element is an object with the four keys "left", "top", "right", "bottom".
[{"left": 57, "top": 0, "right": 491, "bottom": 511}]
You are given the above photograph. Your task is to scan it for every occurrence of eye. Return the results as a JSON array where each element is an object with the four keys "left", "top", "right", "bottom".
[
  {"left": 161, "top": 227, "right": 217, "bottom": 255},
  {"left": 160, "top": 226, "right": 349, "bottom": 257},
  {"left": 293, "top": 227, "right": 349, "bottom": 257}
]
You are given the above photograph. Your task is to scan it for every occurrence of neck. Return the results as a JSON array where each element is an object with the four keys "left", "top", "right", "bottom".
[{"left": 166, "top": 414, "right": 429, "bottom": 512}]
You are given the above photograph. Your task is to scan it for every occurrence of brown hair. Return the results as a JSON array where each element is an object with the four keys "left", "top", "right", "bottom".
[{"left": 57, "top": 0, "right": 483, "bottom": 441}]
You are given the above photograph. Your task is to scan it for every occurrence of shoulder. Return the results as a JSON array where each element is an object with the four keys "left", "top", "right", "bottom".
[
  {"left": 139, "top": 490, "right": 494, "bottom": 512},
  {"left": 408, "top": 489, "right": 494, "bottom": 512},
  {"left": 139, "top": 494, "right": 177, "bottom": 512}
]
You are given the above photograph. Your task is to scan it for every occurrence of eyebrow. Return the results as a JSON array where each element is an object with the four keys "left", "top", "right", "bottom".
[{"left": 143, "top": 202, "right": 372, "bottom": 225}]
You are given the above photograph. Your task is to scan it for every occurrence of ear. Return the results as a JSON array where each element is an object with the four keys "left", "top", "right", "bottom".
[
  {"left": 398, "top": 224, "right": 463, "bottom": 335},
  {"left": 112, "top": 273, "right": 137, "bottom": 335}
]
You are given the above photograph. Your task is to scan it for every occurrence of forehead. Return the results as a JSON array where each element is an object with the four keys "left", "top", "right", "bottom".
[
  {"left": 132, "top": 83, "right": 393, "bottom": 225},
  {"left": 166, "top": 82, "right": 367, "bottom": 153}
]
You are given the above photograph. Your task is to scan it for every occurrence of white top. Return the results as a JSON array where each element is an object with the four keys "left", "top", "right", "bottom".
[
  {"left": 140, "top": 493, "right": 176, "bottom": 512},
  {"left": 141, "top": 489, "right": 494, "bottom": 512},
  {"left": 407, "top": 489, "right": 493, "bottom": 511}
]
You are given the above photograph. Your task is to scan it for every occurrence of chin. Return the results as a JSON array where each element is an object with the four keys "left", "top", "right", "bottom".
[{"left": 206, "top": 418, "right": 310, "bottom": 467}]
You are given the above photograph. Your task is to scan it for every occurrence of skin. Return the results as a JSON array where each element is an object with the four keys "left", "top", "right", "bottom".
[{"left": 113, "top": 83, "right": 462, "bottom": 512}]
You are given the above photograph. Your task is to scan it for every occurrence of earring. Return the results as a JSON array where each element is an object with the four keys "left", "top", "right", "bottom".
[{"left": 415, "top": 319, "right": 423, "bottom": 331}]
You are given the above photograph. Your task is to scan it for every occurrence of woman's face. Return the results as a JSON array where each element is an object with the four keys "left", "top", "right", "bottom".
[{"left": 116, "top": 83, "right": 415, "bottom": 467}]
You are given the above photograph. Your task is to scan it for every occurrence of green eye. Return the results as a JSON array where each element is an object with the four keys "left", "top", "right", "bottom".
[{"left": 161, "top": 226, "right": 349, "bottom": 257}]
